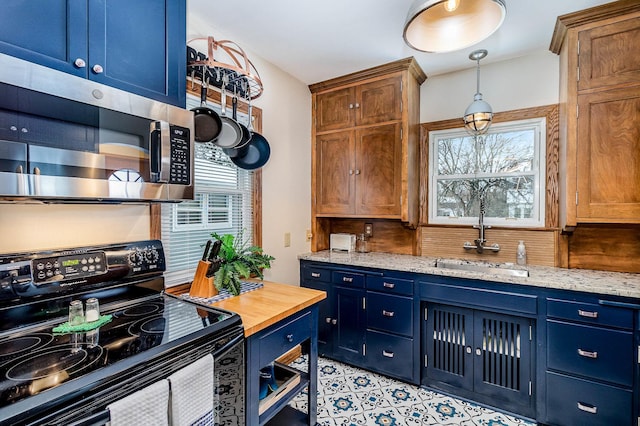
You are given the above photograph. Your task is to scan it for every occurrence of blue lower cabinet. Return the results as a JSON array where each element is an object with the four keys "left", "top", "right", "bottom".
[
  {"left": 365, "top": 329, "right": 414, "bottom": 381},
  {"left": 546, "top": 371, "right": 633, "bottom": 426},
  {"left": 423, "top": 302, "right": 535, "bottom": 418},
  {"left": 300, "top": 261, "right": 419, "bottom": 384}
]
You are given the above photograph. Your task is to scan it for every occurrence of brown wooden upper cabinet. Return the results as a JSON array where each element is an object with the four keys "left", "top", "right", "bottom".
[
  {"left": 550, "top": 0, "right": 640, "bottom": 230},
  {"left": 315, "top": 77, "right": 403, "bottom": 133},
  {"left": 310, "top": 58, "right": 426, "bottom": 227}
]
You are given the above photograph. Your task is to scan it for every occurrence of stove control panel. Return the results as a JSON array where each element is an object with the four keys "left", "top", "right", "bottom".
[
  {"left": 0, "top": 240, "right": 166, "bottom": 301},
  {"left": 32, "top": 251, "right": 108, "bottom": 284}
]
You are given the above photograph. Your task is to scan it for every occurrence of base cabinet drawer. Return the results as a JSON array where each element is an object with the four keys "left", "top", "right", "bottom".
[
  {"left": 547, "top": 320, "right": 633, "bottom": 386},
  {"left": 546, "top": 371, "right": 633, "bottom": 426},
  {"left": 365, "top": 330, "right": 413, "bottom": 381},
  {"left": 366, "top": 292, "right": 413, "bottom": 336},
  {"left": 257, "top": 310, "right": 312, "bottom": 367}
]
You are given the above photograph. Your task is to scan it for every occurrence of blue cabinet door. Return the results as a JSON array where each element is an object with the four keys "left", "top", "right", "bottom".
[
  {"left": 301, "top": 280, "right": 333, "bottom": 357},
  {"left": 334, "top": 286, "right": 365, "bottom": 364},
  {"left": 0, "top": 0, "right": 186, "bottom": 107},
  {"left": 89, "top": 0, "right": 185, "bottom": 106},
  {"left": 0, "top": 0, "right": 87, "bottom": 77}
]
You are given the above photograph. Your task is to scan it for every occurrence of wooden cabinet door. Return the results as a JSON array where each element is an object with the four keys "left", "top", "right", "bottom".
[
  {"left": 356, "top": 76, "right": 402, "bottom": 126},
  {"left": 0, "top": 1, "right": 87, "bottom": 78},
  {"left": 355, "top": 123, "right": 402, "bottom": 216},
  {"left": 578, "top": 16, "right": 640, "bottom": 92},
  {"left": 315, "top": 130, "right": 356, "bottom": 215},
  {"left": 576, "top": 86, "right": 640, "bottom": 222},
  {"left": 315, "top": 87, "right": 355, "bottom": 133}
]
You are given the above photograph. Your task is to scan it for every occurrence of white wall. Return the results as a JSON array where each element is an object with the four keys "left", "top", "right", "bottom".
[
  {"left": 179, "top": 15, "right": 314, "bottom": 285},
  {"left": 421, "top": 51, "right": 559, "bottom": 122}
]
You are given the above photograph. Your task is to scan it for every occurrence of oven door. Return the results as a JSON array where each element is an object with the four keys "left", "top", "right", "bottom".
[{"left": 25, "top": 327, "right": 245, "bottom": 426}]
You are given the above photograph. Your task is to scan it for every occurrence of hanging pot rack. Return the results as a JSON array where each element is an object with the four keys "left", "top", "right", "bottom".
[{"left": 187, "top": 36, "right": 263, "bottom": 100}]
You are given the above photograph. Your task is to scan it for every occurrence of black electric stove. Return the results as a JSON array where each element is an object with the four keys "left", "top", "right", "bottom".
[{"left": 0, "top": 241, "right": 245, "bottom": 426}]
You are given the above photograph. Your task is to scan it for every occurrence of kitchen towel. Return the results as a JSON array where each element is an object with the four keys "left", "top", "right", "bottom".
[
  {"left": 168, "top": 354, "right": 215, "bottom": 426},
  {"left": 107, "top": 379, "right": 169, "bottom": 426}
]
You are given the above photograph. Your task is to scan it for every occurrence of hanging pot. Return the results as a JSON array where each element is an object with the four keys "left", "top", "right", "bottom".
[
  {"left": 191, "top": 68, "right": 222, "bottom": 143},
  {"left": 214, "top": 75, "right": 244, "bottom": 149},
  {"left": 223, "top": 93, "right": 251, "bottom": 158},
  {"left": 231, "top": 100, "right": 271, "bottom": 170}
]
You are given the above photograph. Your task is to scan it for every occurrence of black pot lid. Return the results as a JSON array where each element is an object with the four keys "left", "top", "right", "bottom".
[{"left": 231, "top": 135, "right": 270, "bottom": 170}]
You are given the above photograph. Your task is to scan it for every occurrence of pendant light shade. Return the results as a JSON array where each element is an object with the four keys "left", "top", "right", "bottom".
[
  {"left": 463, "top": 49, "right": 492, "bottom": 135},
  {"left": 403, "top": 0, "right": 506, "bottom": 53}
]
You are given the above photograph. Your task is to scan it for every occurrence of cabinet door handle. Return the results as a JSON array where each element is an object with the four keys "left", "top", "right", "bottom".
[
  {"left": 74, "top": 58, "right": 86, "bottom": 68},
  {"left": 578, "top": 309, "right": 598, "bottom": 318},
  {"left": 354, "top": 169, "right": 361, "bottom": 175},
  {"left": 92, "top": 64, "right": 104, "bottom": 74},
  {"left": 382, "top": 310, "right": 395, "bottom": 317},
  {"left": 577, "top": 348, "right": 598, "bottom": 359},
  {"left": 311, "top": 272, "right": 320, "bottom": 278},
  {"left": 286, "top": 334, "right": 294, "bottom": 343},
  {"left": 382, "top": 282, "right": 395, "bottom": 289},
  {"left": 331, "top": 319, "right": 337, "bottom": 325},
  {"left": 382, "top": 350, "right": 394, "bottom": 358},
  {"left": 577, "top": 402, "right": 597, "bottom": 414},
  {"left": 349, "top": 169, "right": 354, "bottom": 175},
  {"left": 355, "top": 103, "right": 360, "bottom": 108},
  {"left": 342, "top": 277, "right": 353, "bottom": 283},
  {"left": 325, "top": 317, "right": 332, "bottom": 323},
  {"left": 349, "top": 103, "right": 354, "bottom": 109}
]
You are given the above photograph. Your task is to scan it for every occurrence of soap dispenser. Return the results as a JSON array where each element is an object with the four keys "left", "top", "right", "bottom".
[{"left": 516, "top": 241, "right": 527, "bottom": 265}]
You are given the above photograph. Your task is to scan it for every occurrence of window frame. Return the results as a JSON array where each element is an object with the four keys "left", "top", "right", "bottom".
[
  {"left": 419, "top": 105, "right": 559, "bottom": 230},
  {"left": 149, "top": 88, "right": 263, "bottom": 287}
]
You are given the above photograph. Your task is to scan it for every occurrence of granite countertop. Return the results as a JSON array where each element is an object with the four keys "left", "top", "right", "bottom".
[{"left": 298, "top": 251, "right": 640, "bottom": 300}]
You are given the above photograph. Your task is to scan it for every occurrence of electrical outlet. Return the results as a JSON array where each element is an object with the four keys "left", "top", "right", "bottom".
[
  {"left": 306, "top": 229, "right": 313, "bottom": 241},
  {"left": 284, "top": 232, "right": 291, "bottom": 247},
  {"left": 364, "top": 223, "right": 373, "bottom": 237}
]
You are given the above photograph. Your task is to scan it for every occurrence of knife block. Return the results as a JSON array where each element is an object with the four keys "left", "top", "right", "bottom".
[{"left": 189, "top": 260, "right": 218, "bottom": 298}]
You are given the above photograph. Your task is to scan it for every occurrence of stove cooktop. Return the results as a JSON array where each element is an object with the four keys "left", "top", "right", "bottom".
[{"left": 0, "top": 293, "right": 236, "bottom": 410}]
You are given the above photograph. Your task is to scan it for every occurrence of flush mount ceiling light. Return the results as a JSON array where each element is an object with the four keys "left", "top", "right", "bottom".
[
  {"left": 403, "top": 0, "right": 506, "bottom": 53},
  {"left": 463, "top": 49, "right": 492, "bottom": 135}
]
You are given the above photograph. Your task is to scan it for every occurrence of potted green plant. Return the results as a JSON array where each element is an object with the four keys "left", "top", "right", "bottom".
[{"left": 211, "top": 231, "right": 275, "bottom": 296}]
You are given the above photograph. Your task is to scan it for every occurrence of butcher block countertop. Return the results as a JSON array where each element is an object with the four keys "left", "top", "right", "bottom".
[{"left": 205, "top": 281, "right": 326, "bottom": 337}]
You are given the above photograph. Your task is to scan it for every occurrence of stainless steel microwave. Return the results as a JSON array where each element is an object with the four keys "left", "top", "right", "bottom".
[{"left": 0, "top": 54, "right": 194, "bottom": 202}]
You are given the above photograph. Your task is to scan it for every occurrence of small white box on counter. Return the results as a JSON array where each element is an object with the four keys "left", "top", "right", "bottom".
[{"left": 330, "top": 233, "right": 356, "bottom": 252}]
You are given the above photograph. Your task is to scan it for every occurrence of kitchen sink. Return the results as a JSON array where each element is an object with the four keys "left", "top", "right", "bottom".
[{"left": 435, "top": 259, "right": 530, "bottom": 278}]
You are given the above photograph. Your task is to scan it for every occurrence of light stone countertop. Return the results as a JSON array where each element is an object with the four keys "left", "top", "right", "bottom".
[{"left": 298, "top": 251, "right": 640, "bottom": 300}]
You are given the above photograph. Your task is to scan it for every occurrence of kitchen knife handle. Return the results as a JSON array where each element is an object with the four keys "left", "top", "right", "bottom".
[{"left": 202, "top": 240, "right": 212, "bottom": 261}]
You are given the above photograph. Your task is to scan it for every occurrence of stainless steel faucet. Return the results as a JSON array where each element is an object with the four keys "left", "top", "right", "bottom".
[{"left": 464, "top": 196, "right": 500, "bottom": 253}]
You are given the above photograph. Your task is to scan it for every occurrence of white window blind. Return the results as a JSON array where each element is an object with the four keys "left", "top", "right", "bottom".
[{"left": 161, "top": 95, "right": 254, "bottom": 287}]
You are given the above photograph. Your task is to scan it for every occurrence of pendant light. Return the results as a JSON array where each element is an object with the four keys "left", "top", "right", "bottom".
[
  {"left": 403, "top": 0, "right": 506, "bottom": 53},
  {"left": 463, "top": 49, "right": 492, "bottom": 135}
]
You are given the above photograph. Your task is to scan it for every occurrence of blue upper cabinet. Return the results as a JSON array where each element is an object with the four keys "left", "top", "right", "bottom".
[{"left": 0, "top": 0, "right": 186, "bottom": 108}]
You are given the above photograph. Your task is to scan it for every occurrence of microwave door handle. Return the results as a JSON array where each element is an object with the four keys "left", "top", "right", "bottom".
[{"left": 150, "top": 121, "right": 171, "bottom": 183}]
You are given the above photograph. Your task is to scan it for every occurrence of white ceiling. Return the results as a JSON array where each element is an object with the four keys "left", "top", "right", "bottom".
[{"left": 187, "top": 0, "right": 614, "bottom": 85}]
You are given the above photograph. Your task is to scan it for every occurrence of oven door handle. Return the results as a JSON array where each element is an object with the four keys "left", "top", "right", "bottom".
[{"left": 66, "top": 410, "right": 110, "bottom": 426}]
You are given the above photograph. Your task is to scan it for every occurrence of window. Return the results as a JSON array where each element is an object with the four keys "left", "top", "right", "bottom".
[
  {"left": 428, "top": 118, "right": 546, "bottom": 227},
  {"left": 161, "top": 95, "right": 254, "bottom": 287}
]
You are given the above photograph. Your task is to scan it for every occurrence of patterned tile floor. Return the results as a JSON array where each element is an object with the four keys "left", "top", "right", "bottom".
[{"left": 288, "top": 356, "right": 536, "bottom": 426}]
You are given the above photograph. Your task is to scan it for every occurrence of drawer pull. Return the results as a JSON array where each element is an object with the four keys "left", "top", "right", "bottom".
[
  {"left": 577, "top": 402, "right": 597, "bottom": 414},
  {"left": 382, "top": 350, "right": 394, "bottom": 358},
  {"left": 382, "top": 282, "right": 395, "bottom": 289},
  {"left": 343, "top": 277, "right": 353, "bottom": 283},
  {"left": 578, "top": 309, "right": 598, "bottom": 319},
  {"left": 382, "top": 310, "right": 395, "bottom": 317},
  {"left": 286, "top": 334, "right": 294, "bottom": 343},
  {"left": 577, "top": 348, "right": 598, "bottom": 359},
  {"left": 311, "top": 272, "right": 320, "bottom": 278}
]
